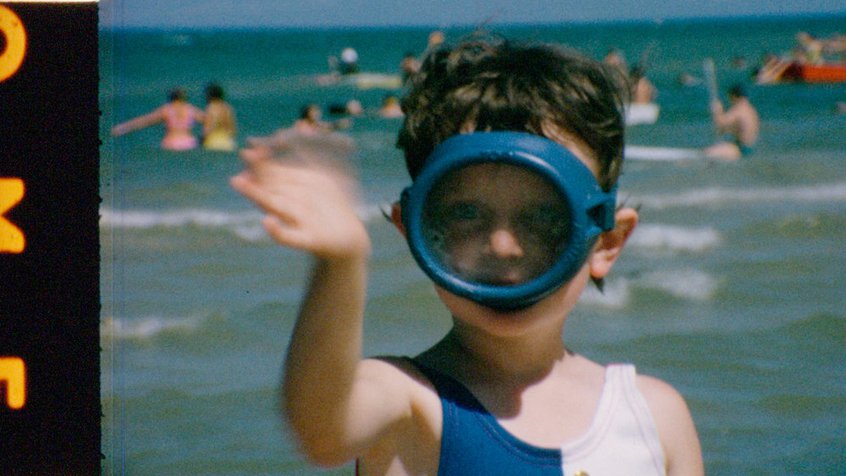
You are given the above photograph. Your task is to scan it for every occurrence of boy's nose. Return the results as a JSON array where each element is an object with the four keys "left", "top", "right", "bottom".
[{"left": 488, "top": 228, "right": 524, "bottom": 258}]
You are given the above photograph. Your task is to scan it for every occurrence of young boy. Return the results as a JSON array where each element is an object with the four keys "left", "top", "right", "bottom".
[{"left": 230, "top": 35, "right": 703, "bottom": 475}]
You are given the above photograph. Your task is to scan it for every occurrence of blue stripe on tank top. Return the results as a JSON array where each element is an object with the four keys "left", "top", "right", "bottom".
[{"left": 410, "top": 359, "right": 564, "bottom": 476}]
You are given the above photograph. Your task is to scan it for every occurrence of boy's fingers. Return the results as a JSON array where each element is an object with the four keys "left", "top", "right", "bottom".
[
  {"left": 229, "top": 173, "right": 251, "bottom": 195},
  {"left": 262, "top": 216, "right": 291, "bottom": 245},
  {"left": 239, "top": 144, "right": 273, "bottom": 167},
  {"left": 263, "top": 215, "right": 308, "bottom": 250},
  {"left": 244, "top": 130, "right": 356, "bottom": 170},
  {"left": 229, "top": 173, "right": 286, "bottom": 216}
]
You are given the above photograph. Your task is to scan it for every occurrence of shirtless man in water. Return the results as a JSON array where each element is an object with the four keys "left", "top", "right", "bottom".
[{"left": 705, "top": 84, "right": 760, "bottom": 161}]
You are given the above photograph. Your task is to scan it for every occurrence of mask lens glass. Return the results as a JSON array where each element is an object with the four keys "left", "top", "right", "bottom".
[{"left": 422, "top": 162, "right": 571, "bottom": 286}]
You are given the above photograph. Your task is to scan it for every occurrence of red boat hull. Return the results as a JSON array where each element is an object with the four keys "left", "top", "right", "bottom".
[{"left": 780, "top": 63, "right": 846, "bottom": 83}]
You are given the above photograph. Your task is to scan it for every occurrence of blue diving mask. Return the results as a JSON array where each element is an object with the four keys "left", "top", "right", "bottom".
[{"left": 401, "top": 132, "right": 617, "bottom": 310}]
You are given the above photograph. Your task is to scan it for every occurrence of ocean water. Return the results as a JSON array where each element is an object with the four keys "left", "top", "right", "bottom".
[{"left": 100, "top": 16, "right": 846, "bottom": 475}]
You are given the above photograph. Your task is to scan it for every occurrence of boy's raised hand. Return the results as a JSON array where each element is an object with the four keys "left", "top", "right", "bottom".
[{"left": 230, "top": 130, "right": 371, "bottom": 261}]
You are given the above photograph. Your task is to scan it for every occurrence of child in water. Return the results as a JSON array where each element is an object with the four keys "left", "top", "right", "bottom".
[{"left": 230, "top": 34, "right": 703, "bottom": 475}]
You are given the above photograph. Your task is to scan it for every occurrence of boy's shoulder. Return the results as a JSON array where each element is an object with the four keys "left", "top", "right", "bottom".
[
  {"left": 634, "top": 370, "right": 700, "bottom": 463},
  {"left": 357, "top": 356, "right": 444, "bottom": 473},
  {"left": 360, "top": 356, "right": 434, "bottom": 389},
  {"left": 634, "top": 371, "right": 689, "bottom": 409},
  {"left": 360, "top": 356, "right": 442, "bottom": 411}
]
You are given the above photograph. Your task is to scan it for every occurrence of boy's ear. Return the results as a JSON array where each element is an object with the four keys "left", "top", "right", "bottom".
[
  {"left": 390, "top": 201, "right": 407, "bottom": 236},
  {"left": 588, "top": 207, "right": 638, "bottom": 280}
]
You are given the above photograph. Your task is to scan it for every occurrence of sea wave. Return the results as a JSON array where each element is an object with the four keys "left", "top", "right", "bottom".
[
  {"left": 637, "top": 268, "right": 719, "bottom": 300},
  {"left": 580, "top": 277, "right": 631, "bottom": 309},
  {"left": 99, "top": 207, "right": 261, "bottom": 229},
  {"left": 629, "top": 224, "right": 721, "bottom": 253},
  {"left": 579, "top": 267, "right": 718, "bottom": 307},
  {"left": 101, "top": 315, "right": 204, "bottom": 341},
  {"left": 100, "top": 203, "right": 393, "bottom": 241},
  {"left": 633, "top": 182, "right": 846, "bottom": 210}
]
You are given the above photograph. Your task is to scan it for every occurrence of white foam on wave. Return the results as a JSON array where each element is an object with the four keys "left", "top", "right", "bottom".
[
  {"left": 230, "top": 223, "right": 270, "bottom": 243},
  {"left": 634, "top": 182, "right": 846, "bottom": 210},
  {"left": 638, "top": 269, "right": 719, "bottom": 300},
  {"left": 100, "top": 204, "right": 390, "bottom": 242},
  {"left": 629, "top": 224, "right": 721, "bottom": 253},
  {"left": 565, "top": 268, "right": 719, "bottom": 309},
  {"left": 579, "top": 267, "right": 719, "bottom": 308},
  {"left": 101, "top": 315, "right": 203, "bottom": 341},
  {"left": 579, "top": 277, "right": 631, "bottom": 309},
  {"left": 100, "top": 207, "right": 262, "bottom": 229}
]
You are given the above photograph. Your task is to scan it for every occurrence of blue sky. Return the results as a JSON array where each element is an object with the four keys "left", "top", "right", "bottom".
[{"left": 100, "top": 0, "right": 846, "bottom": 29}]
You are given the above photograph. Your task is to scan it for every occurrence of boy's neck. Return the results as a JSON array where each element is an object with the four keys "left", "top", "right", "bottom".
[{"left": 433, "top": 323, "right": 570, "bottom": 387}]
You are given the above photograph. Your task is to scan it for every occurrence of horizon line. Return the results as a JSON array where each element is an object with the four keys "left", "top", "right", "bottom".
[{"left": 99, "top": 11, "right": 846, "bottom": 32}]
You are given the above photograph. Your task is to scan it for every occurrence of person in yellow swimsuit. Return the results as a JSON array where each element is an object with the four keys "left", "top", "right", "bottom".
[{"left": 202, "top": 83, "right": 238, "bottom": 152}]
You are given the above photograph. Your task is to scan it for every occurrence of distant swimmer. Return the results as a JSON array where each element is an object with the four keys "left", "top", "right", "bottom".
[
  {"left": 629, "top": 66, "right": 656, "bottom": 104},
  {"left": 677, "top": 72, "right": 703, "bottom": 87},
  {"left": 289, "top": 103, "right": 353, "bottom": 135},
  {"left": 202, "top": 82, "right": 237, "bottom": 152},
  {"left": 345, "top": 99, "right": 364, "bottom": 116},
  {"left": 293, "top": 104, "right": 335, "bottom": 134},
  {"left": 795, "top": 32, "right": 824, "bottom": 64},
  {"left": 400, "top": 51, "right": 421, "bottom": 83},
  {"left": 427, "top": 30, "right": 444, "bottom": 50},
  {"left": 111, "top": 88, "right": 205, "bottom": 151},
  {"left": 624, "top": 66, "right": 660, "bottom": 126},
  {"left": 705, "top": 84, "right": 760, "bottom": 161},
  {"left": 603, "top": 47, "right": 628, "bottom": 79},
  {"left": 338, "top": 47, "right": 360, "bottom": 75},
  {"left": 328, "top": 99, "right": 364, "bottom": 117},
  {"left": 377, "top": 94, "right": 403, "bottom": 119}
]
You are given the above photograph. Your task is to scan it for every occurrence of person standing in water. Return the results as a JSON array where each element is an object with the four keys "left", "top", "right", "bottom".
[
  {"left": 705, "top": 84, "right": 760, "bottom": 160},
  {"left": 111, "top": 87, "right": 204, "bottom": 151},
  {"left": 202, "top": 82, "right": 238, "bottom": 152},
  {"left": 630, "top": 65, "right": 657, "bottom": 104}
]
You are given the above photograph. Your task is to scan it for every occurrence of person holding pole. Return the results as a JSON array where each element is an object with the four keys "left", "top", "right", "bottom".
[
  {"left": 702, "top": 60, "right": 759, "bottom": 160},
  {"left": 704, "top": 83, "right": 760, "bottom": 161}
]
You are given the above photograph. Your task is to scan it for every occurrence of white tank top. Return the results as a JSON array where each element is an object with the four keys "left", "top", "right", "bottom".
[{"left": 561, "top": 364, "right": 666, "bottom": 475}]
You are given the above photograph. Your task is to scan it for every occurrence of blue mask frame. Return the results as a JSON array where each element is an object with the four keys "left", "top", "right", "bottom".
[{"left": 401, "top": 132, "right": 617, "bottom": 310}]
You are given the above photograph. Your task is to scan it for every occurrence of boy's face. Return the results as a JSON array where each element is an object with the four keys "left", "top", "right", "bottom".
[
  {"left": 400, "top": 130, "right": 618, "bottom": 311},
  {"left": 422, "top": 162, "right": 571, "bottom": 287}
]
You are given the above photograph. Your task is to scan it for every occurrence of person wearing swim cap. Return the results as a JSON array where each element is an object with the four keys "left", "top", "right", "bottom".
[
  {"left": 339, "top": 47, "right": 359, "bottom": 75},
  {"left": 231, "top": 34, "right": 703, "bottom": 475}
]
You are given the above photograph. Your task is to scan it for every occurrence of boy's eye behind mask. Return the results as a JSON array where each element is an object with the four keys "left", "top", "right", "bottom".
[
  {"left": 423, "top": 163, "right": 572, "bottom": 286},
  {"left": 401, "top": 132, "right": 617, "bottom": 310}
]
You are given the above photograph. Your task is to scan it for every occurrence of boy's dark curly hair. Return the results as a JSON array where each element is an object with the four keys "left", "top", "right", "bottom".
[{"left": 397, "top": 34, "right": 628, "bottom": 192}]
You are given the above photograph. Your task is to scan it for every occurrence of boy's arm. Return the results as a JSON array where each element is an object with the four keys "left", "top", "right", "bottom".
[
  {"left": 637, "top": 375, "right": 705, "bottom": 476},
  {"left": 230, "top": 135, "right": 416, "bottom": 466}
]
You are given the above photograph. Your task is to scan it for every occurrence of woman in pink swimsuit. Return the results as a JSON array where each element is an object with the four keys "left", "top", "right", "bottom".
[{"left": 111, "top": 88, "right": 205, "bottom": 151}]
